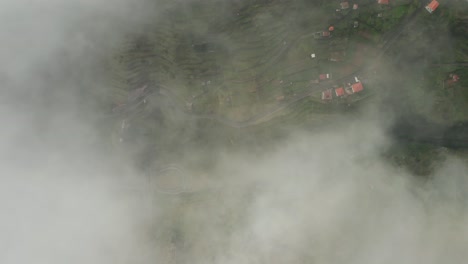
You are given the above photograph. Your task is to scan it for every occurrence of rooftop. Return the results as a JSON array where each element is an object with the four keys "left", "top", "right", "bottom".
[
  {"left": 322, "top": 89, "right": 333, "bottom": 100},
  {"left": 425, "top": 0, "right": 439, "bottom": 13},
  {"left": 351, "top": 82, "right": 364, "bottom": 93},
  {"left": 319, "top": 74, "right": 330, "bottom": 80},
  {"left": 335, "top": 87, "right": 345, "bottom": 97},
  {"left": 378, "top": 0, "right": 389, "bottom": 4}
]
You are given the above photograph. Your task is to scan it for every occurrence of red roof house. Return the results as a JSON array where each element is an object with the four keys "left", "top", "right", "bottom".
[
  {"left": 378, "top": 0, "right": 389, "bottom": 4},
  {"left": 322, "top": 89, "right": 333, "bottom": 100},
  {"left": 341, "top": 2, "right": 350, "bottom": 9},
  {"left": 351, "top": 82, "right": 364, "bottom": 93},
  {"left": 335, "top": 87, "right": 345, "bottom": 97},
  {"left": 353, "top": 4, "right": 359, "bottom": 9},
  {"left": 314, "top": 31, "right": 331, "bottom": 39},
  {"left": 425, "top": 0, "right": 439, "bottom": 13},
  {"left": 319, "top": 74, "right": 330, "bottom": 80}
]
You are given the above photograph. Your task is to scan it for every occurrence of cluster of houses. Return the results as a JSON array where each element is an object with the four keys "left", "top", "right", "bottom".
[
  {"left": 376, "top": 0, "right": 440, "bottom": 13},
  {"left": 321, "top": 77, "right": 364, "bottom": 101},
  {"left": 311, "top": 0, "right": 441, "bottom": 103},
  {"left": 337, "top": 1, "right": 359, "bottom": 11}
]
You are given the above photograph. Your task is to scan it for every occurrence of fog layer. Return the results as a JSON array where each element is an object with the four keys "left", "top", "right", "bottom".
[{"left": 1, "top": 1, "right": 467, "bottom": 264}]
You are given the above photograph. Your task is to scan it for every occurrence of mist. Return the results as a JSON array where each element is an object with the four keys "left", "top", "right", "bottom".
[{"left": 1, "top": 0, "right": 467, "bottom": 263}]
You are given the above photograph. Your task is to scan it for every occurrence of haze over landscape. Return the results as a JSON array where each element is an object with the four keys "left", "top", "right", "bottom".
[{"left": 1, "top": 0, "right": 467, "bottom": 263}]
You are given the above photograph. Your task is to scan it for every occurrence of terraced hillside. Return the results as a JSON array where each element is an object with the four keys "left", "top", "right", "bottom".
[
  {"left": 105, "top": 0, "right": 347, "bottom": 123},
  {"left": 99, "top": 0, "right": 468, "bottom": 168}
]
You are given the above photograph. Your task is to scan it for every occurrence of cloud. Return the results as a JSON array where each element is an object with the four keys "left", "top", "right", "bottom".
[
  {"left": 184, "top": 126, "right": 468, "bottom": 264},
  {"left": 0, "top": 0, "right": 466, "bottom": 264}
]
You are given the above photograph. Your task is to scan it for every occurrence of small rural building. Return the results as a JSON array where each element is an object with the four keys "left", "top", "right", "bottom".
[
  {"left": 378, "top": 0, "right": 389, "bottom": 4},
  {"left": 344, "top": 81, "right": 364, "bottom": 94},
  {"left": 341, "top": 2, "right": 350, "bottom": 9},
  {"left": 425, "top": 0, "right": 439, "bottom": 13},
  {"left": 351, "top": 82, "right": 364, "bottom": 93},
  {"left": 335, "top": 87, "right": 345, "bottom": 97},
  {"left": 314, "top": 31, "right": 331, "bottom": 39},
  {"left": 353, "top": 4, "right": 358, "bottom": 9},
  {"left": 322, "top": 89, "right": 333, "bottom": 100},
  {"left": 319, "top": 73, "right": 331, "bottom": 80},
  {"left": 329, "top": 26, "right": 335, "bottom": 31}
]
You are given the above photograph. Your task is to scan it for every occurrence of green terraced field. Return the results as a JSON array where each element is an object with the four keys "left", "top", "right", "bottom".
[{"left": 101, "top": 0, "right": 467, "bottom": 165}]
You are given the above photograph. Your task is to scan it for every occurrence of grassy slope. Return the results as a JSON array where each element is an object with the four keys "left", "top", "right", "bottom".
[{"left": 102, "top": 0, "right": 467, "bottom": 174}]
